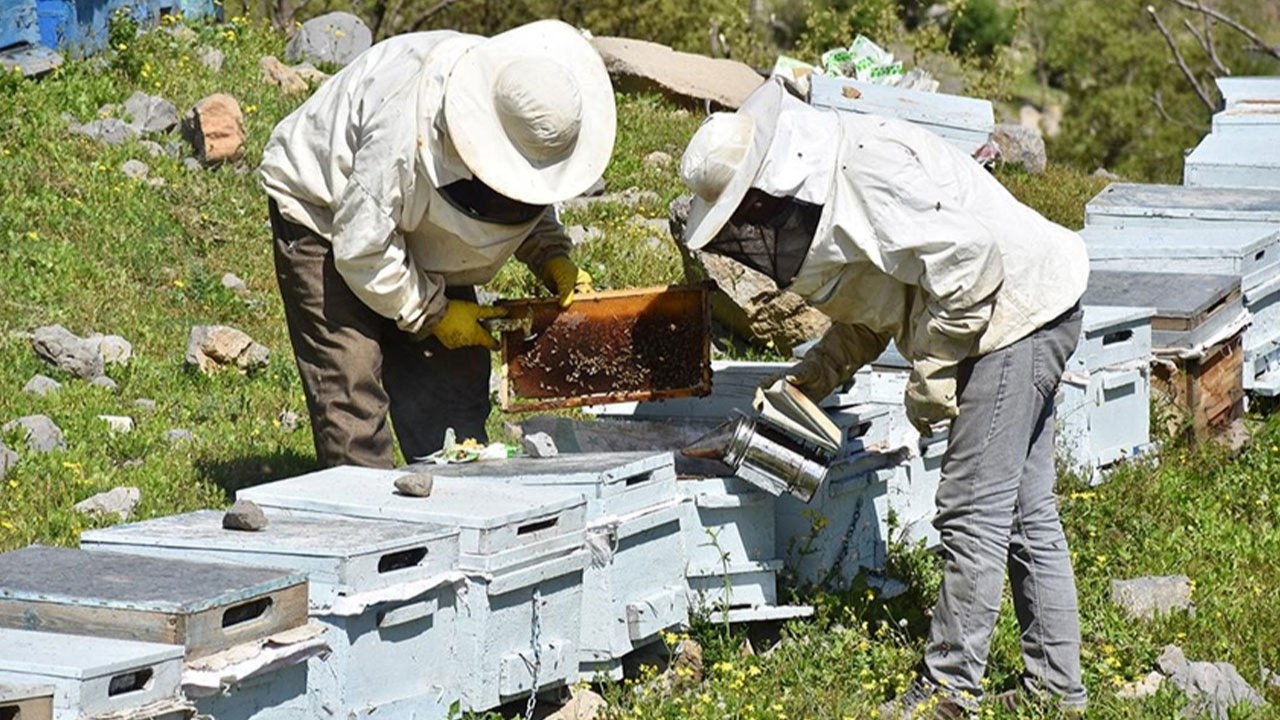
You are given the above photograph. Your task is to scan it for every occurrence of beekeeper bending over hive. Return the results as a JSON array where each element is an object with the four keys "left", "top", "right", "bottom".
[
  {"left": 678, "top": 78, "right": 1089, "bottom": 718},
  {"left": 260, "top": 20, "right": 612, "bottom": 468}
]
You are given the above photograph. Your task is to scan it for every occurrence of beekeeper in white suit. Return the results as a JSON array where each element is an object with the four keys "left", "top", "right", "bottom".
[
  {"left": 679, "top": 78, "right": 1089, "bottom": 718},
  {"left": 260, "top": 20, "right": 613, "bottom": 468}
]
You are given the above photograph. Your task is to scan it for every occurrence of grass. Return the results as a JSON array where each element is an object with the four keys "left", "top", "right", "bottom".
[{"left": 1, "top": 15, "right": 1277, "bottom": 720}]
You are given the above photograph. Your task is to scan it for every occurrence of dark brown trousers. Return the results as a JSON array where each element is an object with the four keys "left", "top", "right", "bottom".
[{"left": 270, "top": 200, "right": 490, "bottom": 468}]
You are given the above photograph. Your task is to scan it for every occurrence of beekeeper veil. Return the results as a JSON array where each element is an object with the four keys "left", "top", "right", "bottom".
[{"left": 679, "top": 78, "right": 838, "bottom": 288}]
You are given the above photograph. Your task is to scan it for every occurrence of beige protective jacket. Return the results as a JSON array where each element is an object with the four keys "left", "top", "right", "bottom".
[
  {"left": 774, "top": 100, "right": 1089, "bottom": 398},
  {"left": 260, "top": 31, "right": 572, "bottom": 335}
]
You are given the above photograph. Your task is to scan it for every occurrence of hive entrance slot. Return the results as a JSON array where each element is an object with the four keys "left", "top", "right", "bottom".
[
  {"left": 625, "top": 473, "right": 652, "bottom": 487},
  {"left": 223, "top": 597, "right": 273, "bottom": 628},
  {"left": 378, "top": 547, "right": 428, "bottom": 573},
  {"left": 108, "top": 668, "right": 153, "bottom": 696},
  {"left": 1, "top": 705, "right": 19, "bottom": 720},
  {"left": 517, "top": 518, "right": 558, "bottom": 535},
  {"left": 1103, "top": 330, "right": 1133, "bottom": 345},
  {"left": 1258, "top": 250, "right": 1267, "bottom": 261}
]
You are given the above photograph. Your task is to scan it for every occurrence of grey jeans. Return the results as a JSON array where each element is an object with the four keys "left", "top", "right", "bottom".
[
  {"left": 922, "top": 305, "right": 1087, "bottom": 710},
  {"left": 271, "top": 201, "right": 491, "bottom": 468}
]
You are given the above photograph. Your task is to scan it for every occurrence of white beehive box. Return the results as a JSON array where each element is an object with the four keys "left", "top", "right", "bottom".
[
  {"left": 1243, "top": 265, "right": 1280, "bottom": 395},
  {"left": 1184, "top": 133, "right": 1280, "bottom": 189},
  {"left": 1216, "top": 76, "right": 1280, "bottom": 109},
  {"left": 0, "top": 684, "right": 53, "bottom": 720},
  {"left": 239, "top": 466, "right": 589, "bottom": 713},
  {"left": 1084, "top": 182, "right": 1280, "bottom": 232},
  {"left": 1079, "top": 225, "right": 1280, "bottom": 282},
  {"left": 775, "top": 451, "right": 896, "bottom": 589},
  {"left": 1212, "top": 106, "right": 1280, "bottom": 137},
  {"left": 894, "top": 434, "right": 946, "bottom": 549},
  {"left": 1082, "top": 270, "right": 1247, "bottom": 354},
  {"left": 81, "top": 510, "right": 463, "bottom": 718},
  {"left": 0, "top": 629, "right": 186, "bottom": 720},
  {"left": 587, "top": 361, "right": 788, "bottom": 421},
  {"left": 1068, "top": 306, "right": 1156, "bottom": 375},
  {"left": 808, "top": 75, "right": 995, "bottom": 154},
  {"left": 1057, "top": 363, "right": 1153, "bottom": 483}
]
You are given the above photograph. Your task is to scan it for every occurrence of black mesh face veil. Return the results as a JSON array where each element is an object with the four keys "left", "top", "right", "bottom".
[
  {"left": 702, "top": 195, "right": 823, "bottom": 288},
  {"left": 437, "top": 177, "right": 549, "bottom": 226}
]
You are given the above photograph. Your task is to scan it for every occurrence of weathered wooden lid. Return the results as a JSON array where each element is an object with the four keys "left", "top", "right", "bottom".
[
  {"left": 0, "top": 627, "right": 182, "bottom": 679},
  {"left": 415, "top": 451, "right": 673, "bottom": 491},
  {"left": 0, "top": 682, "right": 54, "bottom": 703},
  {"left": 1086, "top": 182, "right": 1280, "bottom": 223},
  {"left": 1081, "top": 305, "right": 1156, "bottom": 335},
  {"left": 1084, "top": 270, "right": 1239, "bottom": 320}
]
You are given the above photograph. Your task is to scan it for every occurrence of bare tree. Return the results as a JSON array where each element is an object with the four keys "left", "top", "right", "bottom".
[{"left": 1148, "top": 0, "right": 1280, "bottom": 112}]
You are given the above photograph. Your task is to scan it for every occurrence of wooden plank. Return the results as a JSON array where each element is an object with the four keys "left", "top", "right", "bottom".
[{"left": 1152, "top": 334, "right": 1245, "bottom": 442}]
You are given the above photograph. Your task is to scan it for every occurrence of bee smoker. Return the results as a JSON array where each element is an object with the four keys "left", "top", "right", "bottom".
[{"left": 683, "top": 413, "right": 831, "bottom": 503}]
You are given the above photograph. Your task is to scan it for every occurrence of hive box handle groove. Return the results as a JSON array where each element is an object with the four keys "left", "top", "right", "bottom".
[
  {"left": 1102, "top": 330, "right": 1133, "bottom": 346},
  {"left": 1, "top": 705, "right": 19, "bottom": 720},
  {"left": 377, "top": 547, "right": 428, "bottom": 574},
  {"left": 624, "top": 473, "right": 653, "bottom": 487},
  {"left": 517, "top": 518, "right": 558, "bottom": 535},
  {"left": 107, "top": 668, "right": 153, "bottom": 697},
  {"left": 222, "top": 597, "right": 273, "bottom": 629}
]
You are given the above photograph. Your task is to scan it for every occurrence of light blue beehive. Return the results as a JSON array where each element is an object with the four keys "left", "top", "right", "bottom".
[
  {"left": 239, "top": 467, "right": 590, "bottom": 714},
  {"left": 1084, "top": 183, "right": 1280, "bottom": 232},
  {"left": 1184, "top": 133, "right": 1280, "bottom": 190},
  {"left": 0, "top": 628, "right": 188, "bottom": 720},
  {"left": 808, "top": 74, "right": 996, "bottom": 154},
  {"left": 1216, "top": 76, "right": 1280, "bottom": 109},
  {"left": 81, "top": 510, "right": 463, "bottom": 719}
]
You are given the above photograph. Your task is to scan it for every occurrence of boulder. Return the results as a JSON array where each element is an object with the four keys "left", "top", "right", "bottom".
[
  {"left": 259, "top": 55, "right": 307, "bottom": 94},
  {"left": 521, "top": 432, "right": 559, "bottom": 458},
  {"left": 31, "top": 325, "right": 103, "bottom": 379},
  {"left": 670, "top": 195, "right": 830, "bottom": 355},
  {"left": 183, "top": 94, "right": 247, "bottom": 165},
  {"left": 22, "top": 374, "right": 62, "bottom": 396},
  {"left": 87, "top": 334, "right": 133, "bottom": 366},
  {"left": 1110, "top": 576, "right": 1194, "bottom": 620},
  {"left": 1157, "top": 645, "right": 1266, "bottom": 720},
  {"left": 71, "top": 118, "right": 137, "bottom": 146},
  {"left": 123, "top": 91, "right": 179, "bottom": 134},
  {"left": 3, "top": 415, "right": 65, "bottom": 453},
  {"left": 992, "top": 123, "right": 1047, "bottom": 175},
  {"left": 74, "top": 486, "right": 141, "bottom": 521},
  {"left": 221, "top": 272, "right": 248, "bottom": 295},
  {"left": 545, "top": 688, "right": 607, "bottom": 720},
  {"left": 394, "top": 472, "right": 435, "bottom": 498},
  {"left": 223, "top": 500, "right": 269, "bottom": 531},
  {"left": 591, "top": 36, "right": 764, "bottom": 109},
  {"left": 291, "top": 62, "right": 331, "bottom": 84},
  {"left": 285, "top": 12, "right": 372, "bottom": 68},
  {"left": 185, "top": 325, "right": 270, "bottom": 374}
]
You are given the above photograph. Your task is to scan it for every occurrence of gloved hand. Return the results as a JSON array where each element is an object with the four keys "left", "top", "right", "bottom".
[
  {"left": 537, "top": 256, "right": 593, "bottom": 308},
  {"left": 759, "top": 353, "right": 845, "bottom": 403},
  {"left": 423, "top": 300, "right": 508, "bottom": 351},
  {"left": 760, "top": 323, "right": 890, "bottom": 403},
  {"left": 905, "top": 357, "right": 959, "bottom": 437}
]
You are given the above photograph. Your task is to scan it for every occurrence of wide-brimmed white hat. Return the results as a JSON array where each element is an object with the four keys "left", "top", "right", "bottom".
[
  {"left": 680, "top": 78, "right": 785, "bottom": 250},
  {"left": 444, "top": 20, "right": 616, "bottom": 205}
]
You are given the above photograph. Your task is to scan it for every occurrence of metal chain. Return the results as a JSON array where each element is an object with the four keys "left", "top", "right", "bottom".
[
  {"left": 523, "top": 586, "right": 544, "bottom": 720},
  {"left": 825, "top": 495, "right": 864, "bottom": 590}
]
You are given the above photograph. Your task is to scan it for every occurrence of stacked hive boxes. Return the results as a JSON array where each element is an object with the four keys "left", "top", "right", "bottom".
[
  {"left": 1185, "top": 77, "right": 1280, "bottom": 190},
  {"left": 238, "top": 468, "right": 590, "bottom": 713},
  {"left": 82, "top": 511, "right": 464, "bottom": 718}
]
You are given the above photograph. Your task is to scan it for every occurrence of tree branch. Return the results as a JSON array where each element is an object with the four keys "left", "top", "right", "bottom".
[
  {"left": 1147, "top": 5, "right": 1216, "bottom": 112},
  {"left": 409, "top": 0, "right": 469, "bottom": 32},
  {"left": 1198, "top": 5, "right": 1229, "bottom": 76},
  {"left": 1164, "top": 0, "right": 1280, "bottom": 62},
  {"left": 1150, "top": 89, "right": 1198, "bottom": 127},
  {"left": 1182, "top": 16, "right": 1228, "bottom": 77}
]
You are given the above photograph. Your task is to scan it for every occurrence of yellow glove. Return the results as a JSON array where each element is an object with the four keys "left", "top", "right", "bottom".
[
  {"left": 537, "top": 256, "right": 593, "bottom": 308},
  {"left": 904, "top": 358, "right": 959, "bottom": 437},
  {"left": 427, "top": 301, "right": 508, "bottom": 351}
]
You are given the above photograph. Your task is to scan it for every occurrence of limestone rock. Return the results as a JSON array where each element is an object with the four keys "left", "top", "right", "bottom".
[
  {"left": 285, "top": 12, "right": 372, "bottom": 68},
  {"left": 221, "top": 272, "right": 248, "bottom": 295},
  {"left": 185, "top": 325, "right": 270, "bottom": 374},
  {"left": 198, "top": 46, "right": 224, "bottom": 72},
  {"left": 1157, "top": 645, "right": 1266, "bottom": 720},
  {"left": 223, "top": 499, "right": 269, "bottom": 531},
  {"left": 165, "top": 428, "right": 194, "bottom": 445},
  {"left": 1111, "top": 576, "right": 1194, "bottom": 620},
  {"left": 522, "top": 432, "right": 559, "bottom": 458},
  {"left": 32, "top": 325, "right": 104, "bottom": 379},
  {"left": 259, "top": 55, "right": 307, "bottom": 94},
  {"left": 394, "top": 472, "right": 434, "bottom": 498},
  {"left": 87, "top": 334, "right": 133, "bottom": 366},
  {"left": 134, "top": 398, "right": 158, "bottom": 413},
  {"left": 122, "top": 159, "right": 149, "bottom": 180},
  {"left": 291, "top": 62, "right": 331, "bottom": 84},
  {"left": 183, "top": 94, "right": 247, "bottom": 165},
  {"left": 559, "top": 187, "right": 661, "bottom": 214},
  {"left": 1117, "top": 671, "right": 1164, "bottom": 700},
  {"left": 22, "top": 374, "right": 62, "bottom": 396},
  {"left": 3, "top": 415, "right": 65, "bottom": 453},
  {"left": 0, "top": 441, "right": 16, "bottom": 481},
  {"left": 644, "top": 150, "right": 673, "bottom": 169},
  {"left": 123, "top": 91, "right": 179, "bottom": 134},
  {"left": 545, "top": 688, "right": 607, "bottom": 720},
  {"left": 592, "top": 36, "right": 764, "bottom": 109},
  {"left": 89, "top": 376, "right": 119, "bottom": 392},
  {"left": 672, "top": 637, "right": 704, "bottom": 687},
  {"left": 992, "top": 123, "right": 1047, "bottom": 175},
  {"left": 72, "top": 118, "right": 137, "bottom": 146},
  {"left": 98, "top": 415, "right": 134, "bottom": 434},
  {"left": 670, "top": 195, "right": 830, "bottom": 355},
  {"left": 183, "top": 157, "right": 203, "bottom": 172},
  {"left": 566, "top": 225, "right": 603, "bottom": 246},
  {"left": 278, "top": 411, "right": 299, "bottom": 432},
  {"left": 73, "top": 486, "right": 140, "bottom": 521}
]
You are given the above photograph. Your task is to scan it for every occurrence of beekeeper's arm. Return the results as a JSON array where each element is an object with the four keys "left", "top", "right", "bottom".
[
  {"left": 783, "top": 323, "right": 891, "bottom": 402},
  {"left": 514, "top": 208, "right": 593, "bottom": 308},
  {"left": 856, "top": 138, "right": 1005, "bottom": 434}
]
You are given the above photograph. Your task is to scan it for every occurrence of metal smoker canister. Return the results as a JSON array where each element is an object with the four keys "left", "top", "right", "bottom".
[{"left": 720, "top": 415, "right": 829, "bottom": 502}]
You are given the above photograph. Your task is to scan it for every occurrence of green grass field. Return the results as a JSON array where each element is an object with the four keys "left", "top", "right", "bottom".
[{"left": 1, "top": 16, "right": 1277, "bottom": 720}]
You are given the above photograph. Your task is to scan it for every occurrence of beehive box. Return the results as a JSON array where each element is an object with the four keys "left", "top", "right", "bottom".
[
  {"left": 893, "top": 434, "right": 946, "bottom": 548},
  {"left": 1082, "top": 271, "right": 1246, "bottom": 353},
  {"left": 81, "top": 510, "right": 463, "bottom": 717},
  {"left": 1216, "top": 76, "right": 1280, "bottom": 109},
  {"left": 0, "top": 546, "right": 307, "bottom": 660},
  {"left": 774, "top": 451, "right": 895, "bottom": 589},
  {"left": 1243, "top": 266, "right": 1280, "bottom": 395},
  {"left": 1079, "top": 225, "right": 1280, "bottom": 281},
  {"left": 239, "top": 466, "right": 589, "bottom": 712},
  {"left": 1084, "top": 183, "right": 1280, "bottom": 232},
  {"left": 587, "top": 361, "right": 789, "bottom": 421},
  {"left": 0, "top": 684, "right": 53, "bottom": 720},
  {"left": 1184, "top": 133, "right": 1280, "bottom": 190},
  {"left": 808, "top": 75, "right": 995, "bottom": 154},
  {"left": 1154, "top": 332, "right": 1247, "bottom": 440},
  {"left": 1057, "top": 364, "right": 1153, "bottom": 483},
  {"left": 1212, "top": 106, "right": 1280, "bottom": 137},
  {"left": 0, "top": 629, "right": 187, "bottom": 720},
  {"left": 1068, "top": 305, "right": 1155, "bottom": 375}
]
